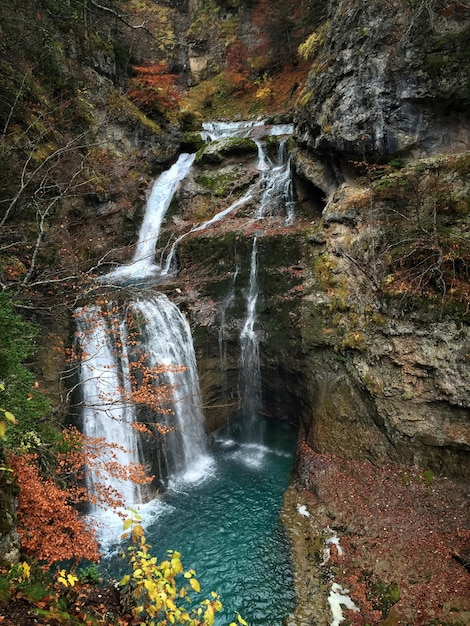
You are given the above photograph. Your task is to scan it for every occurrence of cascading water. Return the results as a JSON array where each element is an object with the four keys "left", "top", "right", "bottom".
[
  {"left": 77, "top": 119, "right": 298, "bottom": 624},
  {"left": 256, "top": 139, "right": 296, "bottom": 225},
  {"left": 75, "top": 305, "right": 146, "bottom": 507},
  {"left": 129, "top": 295, "right": 212, "bottom": 485},
  {"left": 218, "top": 265, "right": 239, "bottom": 407},
  {"left": 104, "top": 152, "right": 195, "bottom": 282},
  {"left": 162, "top": 122, "right": 295, "bottom": 274},
  {"left": 162, "top": 191, "right": 254, "bottom": 275},
  {"left": 237, "top": 237, "right": 263, "bottom": 441}
]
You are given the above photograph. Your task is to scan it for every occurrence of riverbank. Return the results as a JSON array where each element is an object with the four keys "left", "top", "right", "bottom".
[{"left": 282, "top": 441, "right": 470, "bottom": 625}]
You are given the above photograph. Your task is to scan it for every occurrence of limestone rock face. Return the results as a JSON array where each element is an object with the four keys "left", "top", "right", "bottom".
[
  {"left": 294, "top": 153, "right": 470, "bottom": 479},
  {"left": 296, "top": 0, "right": 470, "bottom": 160}
]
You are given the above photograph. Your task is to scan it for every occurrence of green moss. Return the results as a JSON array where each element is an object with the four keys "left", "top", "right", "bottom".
[
  {"left": 313, "top": 252, "right": 338, "bottom": 290},
  {"left": 182, "top": 131, "right": 205, "bottom": 152},
  {"left": 187, "top": 0, "right": 219, "bottom": 41},
  {"left": 195, "top": 170, "right": 239, "bottom": 196},
  {"left": 340, "top": 331, "right": 366, "bottom": 352},
  {"left": 107, "top": 91, "right": 161, "bottom": 135},
  {"left": 370, "top": 582, "right": 401, "bottom": 616},
  {"left": 453, "top": 153, "right": 470, "bottom": 176}
]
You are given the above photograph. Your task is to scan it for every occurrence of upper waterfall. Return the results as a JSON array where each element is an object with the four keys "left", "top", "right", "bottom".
[{"left": 103, "top": 152, "right": 195, "bottom": 283}]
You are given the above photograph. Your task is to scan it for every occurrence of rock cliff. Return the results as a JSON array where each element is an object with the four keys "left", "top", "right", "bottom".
[{"left": 296, "top": 0, "right": 470, "bottom": 161}]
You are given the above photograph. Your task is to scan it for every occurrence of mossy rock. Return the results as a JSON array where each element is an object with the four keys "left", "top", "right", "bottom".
[
  {"left": 196, "top": 137, "right": 258, "bottom": 165},
  {"left": 195, "top": 165, "right": 244, "bottom": 196}
]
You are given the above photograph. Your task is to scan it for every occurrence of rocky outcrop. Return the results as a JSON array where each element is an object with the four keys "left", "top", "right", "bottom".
[{"left": 296, "top": 0, "right": 470, "bottom": 161}]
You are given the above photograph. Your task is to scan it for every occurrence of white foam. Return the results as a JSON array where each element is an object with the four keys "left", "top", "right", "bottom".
[
  {"left": 328, "top": 583, "right": 358, "bottom": 626},
  {"left": 297, "top": 504, "right": 310, "bottom": 517},
  {"left": 88, "top": 498, "right": 173, "bottom": 554},
  {"left": 167, "top": 454, "right": 216, "bottom": 492}
]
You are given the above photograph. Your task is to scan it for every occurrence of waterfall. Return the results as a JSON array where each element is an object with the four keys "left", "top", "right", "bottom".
[
  {"left": 77, "top": 119, "right": 296, "bottom": 522},
  {"left": 218, "top": 265, "right": 239, "bottom": 406},
  {"left": 104, "top": 152, "right": 195, "bottom": 282},
  {"left": 237, "top": 237, "right": 263, "bottom": 441},
  {"left": 162, "top": 190, "right": 254, "bottom": 275},
  {"left": 162, "top": 123, "right": 295, "bottom": 273},
  {"left": 76, "top": 294, "right": 211, "bottom": 509},
  {"left": 75, "top": 305, "right": 145, "bottom": 507},
  {"left": 256, "top": 139, "right": 296, "bottom": 224},
  {"left": 129, "top": 295, "right": 212, "bottom": 485}
]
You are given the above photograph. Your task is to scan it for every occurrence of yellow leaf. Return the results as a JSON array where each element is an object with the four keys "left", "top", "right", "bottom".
[
  {"left": 204, "top": 604, "right": 214, "bottom": 626},
  {"left": 0, "top": 422, "right": 6, "bottom": 438},
  {"left": 144, "top": 579, "right": 156, "bottom": 594},
  {"left": 237, "top": 613, "right": 248, "bottom": 625},
  {"left": 123, "top": 518, "right": 133, "bottom": 530},
  {"left": 4, "top": 411, "right": 15, "bottom": 424},
  {"left": 189, "top": 578, "right": 200, "bottom": 593},
  {"left": 120, "top": 575, "right": 130, "bottom": 586},
  {"left": 131, "top": 524, "right": 145, "bottom": 541}
]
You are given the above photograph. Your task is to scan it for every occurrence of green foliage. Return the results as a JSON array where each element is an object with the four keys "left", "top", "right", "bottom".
[
  {"left": 340, "top": 331, "right": 366, "bottom": 352},
  {"left": 187, "top": 0, "right": 220, "bottom": 41},
  {"left": 0, "top": 292, "right": 54, "bottom": 452},
  {"left": 76, "top": 563, "right": 102, "bottom": 586},
  {"left": 421, "top": 469, "right": 435, "bottom": 487},
  {"left": 453, "top": 153, "right": 470, "bottom": 176},
  {"left": 120, "top": 514, "right": 226, "bottom": 625},
  {"left": 0, "top": 384, "right": 16, "bottom": 440}
]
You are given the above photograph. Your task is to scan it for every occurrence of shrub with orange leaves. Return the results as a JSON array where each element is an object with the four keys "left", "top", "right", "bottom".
[
  {"left": 128, "top": 62, "right": 181, "bottom": 116},
  {"left": 8, "top": 427, "right": 154, "bottom": 567},
  {"left": 9, "top": 453, "right": 101, "bottom": 566}
]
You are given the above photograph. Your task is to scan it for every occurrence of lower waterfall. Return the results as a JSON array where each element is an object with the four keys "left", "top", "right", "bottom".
[
  {"left": 236, "top": 237, "right": 263, "bottom": 444},
  {"left": 130, "top": 295, "right": 212, "bottom": 485},
  {"left": 75, "top": 294, "right": 212, "bottom": 510},
  {"left": 75, "top": 305, "right": 147, "bottom": 507}
]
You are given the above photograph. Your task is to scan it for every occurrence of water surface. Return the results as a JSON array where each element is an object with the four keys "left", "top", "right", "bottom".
[{"left": 104, "top": 420, "right": 297, "bottom": 625}]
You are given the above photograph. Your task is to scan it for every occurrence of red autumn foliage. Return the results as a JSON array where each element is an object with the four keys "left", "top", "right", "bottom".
[
  {"left": 8, "top": 427, "right": 154, "bottom": 567},
  {"left": 128, "top": 62, "right": 181, "bottom": 113},
  {"left": 9, "top": 453, "right": 101, "bottom": 566},
  {"left": 225, "top": 41, "right": 249, "bottom": 90}
]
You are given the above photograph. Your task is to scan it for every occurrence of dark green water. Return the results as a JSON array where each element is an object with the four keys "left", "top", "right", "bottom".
[{"left": 103, "top": 420, "right": 297, "bottom": 625}]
